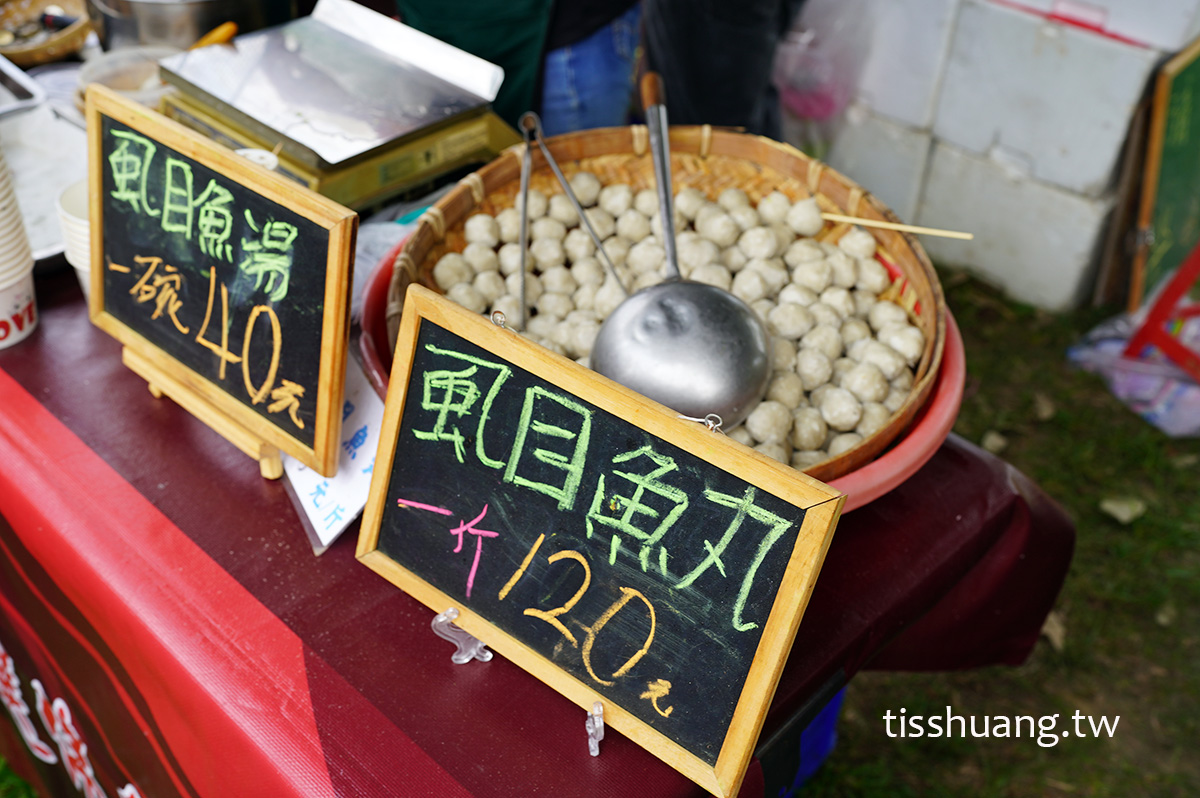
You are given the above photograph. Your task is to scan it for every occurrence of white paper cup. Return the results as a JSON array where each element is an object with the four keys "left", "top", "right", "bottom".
[
  {"left": 62, "top": 227, "right": 90, "bottom": 271},
  {"left": 74, "top": 262, "right": 91, "bottom": 301},
  {"left": 0, "top": 232, "right": 31, "bottom": 285},
  {"left": 56, "top": 179, "right": 91, "bottom": 272},
  {"left": 0, "top": 267, "right": 37, "bottom": 350}
]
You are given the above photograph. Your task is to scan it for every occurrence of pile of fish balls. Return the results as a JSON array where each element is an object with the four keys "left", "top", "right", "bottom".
[{"left": 429, "top": 173, "right": 926, "bottom": 472}]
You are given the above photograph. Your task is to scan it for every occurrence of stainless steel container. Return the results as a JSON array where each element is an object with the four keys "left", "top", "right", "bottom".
[{"left": 86, "top": 0, "right": 300, "bottom": 50}]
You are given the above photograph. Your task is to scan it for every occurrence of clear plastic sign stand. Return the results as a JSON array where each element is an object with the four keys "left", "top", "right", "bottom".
[
  {"left": 431, "top": 608, "right": 493, "bottom": 664},
  {"left": 431, "top": 608, "right": 607, "bottom": 755},
  {"left": 585, "top": 701, "right": 605, "bottom": 756}
]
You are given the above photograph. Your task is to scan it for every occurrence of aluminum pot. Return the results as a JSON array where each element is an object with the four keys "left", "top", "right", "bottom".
[{"left": 86, "top": 0, "right": 300, "bottom": 50}]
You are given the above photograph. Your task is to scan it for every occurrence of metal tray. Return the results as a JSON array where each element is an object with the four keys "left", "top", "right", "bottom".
[{"left": 0, "top": 53, "right": 45, "bottom": 120}]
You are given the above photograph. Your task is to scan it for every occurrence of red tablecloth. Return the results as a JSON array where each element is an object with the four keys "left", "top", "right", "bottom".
[{"left": 0, "top": 270, "right": 1073, "bottom": 798}]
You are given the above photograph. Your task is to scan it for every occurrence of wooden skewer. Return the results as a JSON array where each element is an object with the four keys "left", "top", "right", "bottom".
[{"left": 821, "top": 212, "right": 974, "bottom": 240}]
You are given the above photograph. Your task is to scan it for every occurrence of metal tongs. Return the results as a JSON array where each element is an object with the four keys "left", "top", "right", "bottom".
[
  {"left": 640, "top": 72, "right": 682, "bottom": 281},
  {"left": 514, "top": 112, "right": 629, "bottom": 330}
]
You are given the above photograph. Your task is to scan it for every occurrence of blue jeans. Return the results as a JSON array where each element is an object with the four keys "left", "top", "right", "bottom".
[{"left": 540, "top": 4, "right": 642, "bottom": 137}]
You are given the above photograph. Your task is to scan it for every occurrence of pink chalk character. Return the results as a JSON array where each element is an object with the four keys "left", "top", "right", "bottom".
[{"left": 449, "top": 504, "right": 499, "bottom": 599}]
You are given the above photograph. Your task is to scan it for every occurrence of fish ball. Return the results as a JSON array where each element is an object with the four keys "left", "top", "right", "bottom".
[
  {"left": 616, "top": 209, "right": 651, "bottom": 242},
  {"left": 828, "top": 432, "right": 863, "bottom": 457},
  {"left": 464, "top": 213, "right": 500, "bottom": 248},
  {"left": 785, "top": 197, "right": 824, "bottom": 236},
  {"left": 446, "top": 282, "right": 487, "bottom": 314},
  {"left": 599, "top": 184, "right": 633, "bottom": 217},
  {"left": 730, "top": 205, "right": 760, "bottom": 232},
  {"left": 463, "top": 241, "right": 499, "bottom": 274},
  {"left": 877, "top": 322, "right": 926, "bottom": 365},
  {"left": 757, "top": 191, "right": 792, "bottom": 225},
  {"left": 433, "top": 252, "right": 472, "bottom": 290},
  {"left": 516, "top": 189, "right": 548, "bottom": 220},
  {"left": 792, "top": 258, "right": 833, "bottom": 293},
  {"left": 569, "top": 172, "right": 601, "bottom": 206},
  {"left": 868, "top": 300, "right": 909, "bottom": 331},
  {"left": 767, "top": 303, "right": 816, "bottom": 340},
  {"left": 841, "top": 362, "right": 889, "bottom": 403},
  {"left": 818, "top": 386, "right": 863, "bottom": 431},
  {"left": 690, "top": 263, "right": 733, "bottom": 290},
  {"left": 766, "top": 371, "right": 806, "bottom": 409},
  {"left": 738, "top": 226, "right": 780, "bottom": 259},
  {"left": 801, "top": 324, "right": 844, "bottom": 361},
  {"left": 696, "top": 211, "right": 740, "bottom": 248},
  {"left": 718, "top": 187, "right": 751, "bottom": 210},
  {"left": 790, "top": 406, "right": 828, "bottom": 451},
  {"left": 839, "top": 227, "right": 877, "bottom": 258},
  {"left": 473, "top": 270, "right": 507, "bottom": 303},
  {"left": 634, "top": 188, "right": 659, "bottom": 217},
  {"left": 674, "top": 187, "right": 707, "bottom": 220},
  {"left": 530, "top": 238, "right": 565, "bottom": 270},
  {"left": 745, "top": 400, "right": 792, "bottom": 445},
  {"left": 795, "top": 347, "right": 833, "bottom": 391}
]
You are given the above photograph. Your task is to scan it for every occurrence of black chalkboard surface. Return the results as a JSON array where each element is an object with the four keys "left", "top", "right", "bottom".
[
  {"left": 86, "top": 86, "right": 357, "bottom": 476},
  {"left": 358, "top": 286, "right": 843, "bottom": 798}
]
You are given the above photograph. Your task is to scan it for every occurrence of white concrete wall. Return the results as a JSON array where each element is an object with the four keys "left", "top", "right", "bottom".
[
  {"left": 1001, "top": 0, "right": 1200, "bottom": 50},
  {"left": 933, "top": 0, "right": 1160, "bottom": 198},
  {"left": 825, "top": 105, "right": 931, "bottom": 223},
  {"left": 856, "top": 0, "right": 961, "bottom": 128},
  {"left": 790, "top": 0, "right": 1180, "bottom": 309},
  {"left": 917, "top": 141, "right": 1116, "bottom": 310}
]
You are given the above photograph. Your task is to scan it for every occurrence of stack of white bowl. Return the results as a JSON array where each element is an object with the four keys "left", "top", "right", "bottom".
[
  {"left": 0, "top": 148, "right": 37, "bottom": 351},
  {"left": 55, "top": 178, "right": 91, "bottom": 300}
]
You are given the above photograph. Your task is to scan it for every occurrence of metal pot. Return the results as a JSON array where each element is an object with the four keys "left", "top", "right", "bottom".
[{"left": 86, "top": 0, "right": 300, "bottom": 50}]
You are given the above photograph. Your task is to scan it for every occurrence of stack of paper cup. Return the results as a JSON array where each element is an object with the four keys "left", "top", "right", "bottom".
[
  {"left": 0, "top": 148, "right": 36, "bottom": 351},
  {"left": 55, "top": 178, "right": 91, "bottom": 300}
]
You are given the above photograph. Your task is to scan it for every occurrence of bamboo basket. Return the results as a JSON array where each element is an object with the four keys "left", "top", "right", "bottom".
[
  {"left": 0, "top": 0, "right": 90, "bottom": 67},
  {"left": 385, "top": 125, "right": 947, "bottom": 483}
]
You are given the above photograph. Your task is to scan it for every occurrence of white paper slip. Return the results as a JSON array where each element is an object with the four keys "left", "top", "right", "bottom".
[{"left": 283, "top": 361, "right": 385, "bottom": 553}]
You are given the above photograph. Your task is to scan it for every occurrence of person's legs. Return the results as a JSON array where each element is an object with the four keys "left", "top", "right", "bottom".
[
  {"left": 541, "top": 4, "right": 642, "bottom": 136},
  {"left": 642, "top": 0, "right": 803, "bottom": 139}
]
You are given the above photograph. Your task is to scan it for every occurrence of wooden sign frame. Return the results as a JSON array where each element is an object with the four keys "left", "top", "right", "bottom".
[
  {"left": 358, "top": 285, "right": 844, "bottom": 797},
  {"left": 1130, "top": 35, "right": 1200, "bottom": 311},
  {"left": 85, "top": 85, "right": 357, "bottom": 477}
]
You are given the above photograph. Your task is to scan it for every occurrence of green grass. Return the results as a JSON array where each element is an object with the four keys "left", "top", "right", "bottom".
[
  {"left": 0, "top": 759, "right": 35, "bottom": 798},
  {"left": 801, "top": 268, "right": 1200, "bottom": 797}
]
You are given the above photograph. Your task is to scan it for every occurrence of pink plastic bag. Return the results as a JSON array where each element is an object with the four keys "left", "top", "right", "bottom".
[{"left": 772, "top": 0, "right": 876, "bottom": 126}]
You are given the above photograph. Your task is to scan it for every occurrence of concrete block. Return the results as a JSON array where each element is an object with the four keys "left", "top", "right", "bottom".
[
  {"left": 997, "top": 0, "right": 1200, "bottom": 51},
  {"left": 916, "top": 140, "right": 1116, "bottom": 310},
  {"left": 933, "top": 0, "right": 1159, "bottom": 197},
  {"left": 856, "top": 0, "right": 962, "bottom": 128},
  {"left": 825, "top": 104, "right": 931, "bottom": 223}
]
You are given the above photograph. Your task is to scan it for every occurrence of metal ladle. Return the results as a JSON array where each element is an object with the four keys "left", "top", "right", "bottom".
[{"left": 589, "top": 74, "right": 771, "bottom": 429}]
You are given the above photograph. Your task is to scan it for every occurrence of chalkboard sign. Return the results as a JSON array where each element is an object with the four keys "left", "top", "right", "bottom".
[
  {"left": 85, "top": 85, "right": 357, "bottom": 476},
  {"left": 357, "top": 286, "right": 843, "bottom": 797},
  {"left": 1133, "top": 36, "right": 1200, "bottom": 309}
]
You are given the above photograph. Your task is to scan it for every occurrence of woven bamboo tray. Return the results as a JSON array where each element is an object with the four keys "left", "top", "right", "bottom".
[
  {"left": 385, "top": 125, "right": 947, "bottom": 483},
  {"left": 0, "top": 0, "right": 89, "bottom": 67}
]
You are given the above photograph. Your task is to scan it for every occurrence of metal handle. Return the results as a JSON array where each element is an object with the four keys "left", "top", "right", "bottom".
[
  {"left": 640, "top": 73, "right": 680, "bottom": 280},
  {"left": 519, "top": 112, "right": 628, "bottom": 295}
]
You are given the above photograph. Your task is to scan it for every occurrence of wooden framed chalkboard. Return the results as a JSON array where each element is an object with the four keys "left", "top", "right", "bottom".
[
  {"left": 357, "top": 285, "right": 844, "bottom": 797},
  {"left": 85, "top": 85, "right": 357, "bottom": 477},
  {"left": 1132, "top": 36, "right": 1200, "bottom": 310}
]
